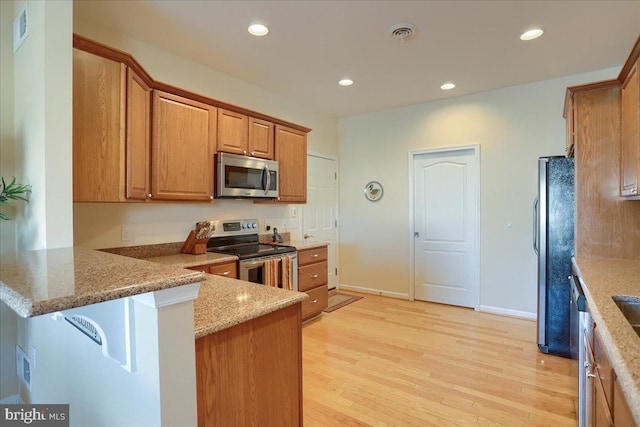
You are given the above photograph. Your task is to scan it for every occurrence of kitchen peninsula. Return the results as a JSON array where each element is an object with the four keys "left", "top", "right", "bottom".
[{"left": 0, "top": 246, "right": 307, "bottom": 426}]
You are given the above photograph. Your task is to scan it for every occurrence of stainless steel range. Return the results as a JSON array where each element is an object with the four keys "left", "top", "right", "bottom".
[{"left": 206, "top": 219, "right": 298, "bottom": 291}]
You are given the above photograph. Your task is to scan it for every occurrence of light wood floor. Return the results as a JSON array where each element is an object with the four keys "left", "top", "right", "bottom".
[{"left": 302, "top": 292, "right": 578, "bottom": 427}]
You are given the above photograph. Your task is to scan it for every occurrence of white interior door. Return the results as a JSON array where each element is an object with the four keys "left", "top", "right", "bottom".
[
  {"left": 413, "top": 147, "right": 479, "bottom": 308},
  {"left": 303, "top": 154, "right": 338, "bottom": 289}
]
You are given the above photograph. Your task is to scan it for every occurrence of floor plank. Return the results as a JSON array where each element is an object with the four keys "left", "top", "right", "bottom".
[{"left": 302, "top": 292, "right": 577, "bottom": 426}]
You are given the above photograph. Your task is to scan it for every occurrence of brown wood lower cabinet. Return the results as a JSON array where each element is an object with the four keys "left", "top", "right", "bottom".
[
  {"left": 301, "top": 286, "right": 329, "bottom": 320},
  {"left": 585, "top": 318, "right": 638, "bottom": 427},
  {"left": 614, "top": 378, "right": 635, "bottom": 427},
  {"left": 195, "top": 304, "right": 302, "bottom": 426},
  {"left": 298, "top": 246, "right": 329, "bottom": 321},
  {"left": 187, "top": 261, "right": 237, "bottom": 279}
]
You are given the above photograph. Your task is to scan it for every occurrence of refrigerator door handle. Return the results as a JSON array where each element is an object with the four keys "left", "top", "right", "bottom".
[{"left": 533, "top": 197, "right": 539, "bottom": 254}]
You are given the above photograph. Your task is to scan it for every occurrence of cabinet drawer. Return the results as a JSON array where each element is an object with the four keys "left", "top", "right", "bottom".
[
  {"left": 209, "top": 261, "right": 237, "bottom": 279},
  {"left": 301, "top": 286, "right": 328, "bottom": 320},
  {"left": 298, "top": 246, "right": 327, "bottom": 266},
  {"left": 298, "top": 261, "right": 328, "bottom": 292}
]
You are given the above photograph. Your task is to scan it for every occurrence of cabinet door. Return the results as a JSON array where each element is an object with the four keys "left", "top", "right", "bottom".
[
  {"left": 125, "top": 68, "right": 151, "bottom": 200},
  {"left": 152, "top": 91, "right": 217, "bottom": 201},
  {"left": 217, "top": 109, "right": 248, "bottom": 155},
  {"left": 275, "top": 125, "right": 307, "bottom": 203},
  {"left": 614, "top": 378, "right": 635, "bottom": 427},
  {"left": 621, "top": 60, "right": 639, "bottom": 197},
  {"left": 248, "top": 117, "right": 274, "bottom": 159},
  {"left": 73, "top": 49, "right": 126, "bottom": 202}
]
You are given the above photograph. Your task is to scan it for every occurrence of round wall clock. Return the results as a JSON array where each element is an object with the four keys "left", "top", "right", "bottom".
[{"left": 364, "top": 181, "right": 384, "bottom": 201}]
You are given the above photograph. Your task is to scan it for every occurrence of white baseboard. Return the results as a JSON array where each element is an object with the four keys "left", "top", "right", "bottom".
[
  {"left": 0, "top": 394, "right": 22, "bottom": 404},
  {"left": 479, "top": 305, "right": 537, "bottom": 320},
  {"left": 338, "top": 284, "right": 409, "bottom": 300}
]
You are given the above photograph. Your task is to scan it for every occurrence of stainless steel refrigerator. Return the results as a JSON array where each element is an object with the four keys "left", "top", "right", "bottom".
[{"left": 534, "top": 156, "right": 575, "bottom": 357}]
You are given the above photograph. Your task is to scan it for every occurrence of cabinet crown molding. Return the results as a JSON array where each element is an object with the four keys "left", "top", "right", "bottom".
[{"left": 73, "top": 33, "right": 311, "bottom": 134}]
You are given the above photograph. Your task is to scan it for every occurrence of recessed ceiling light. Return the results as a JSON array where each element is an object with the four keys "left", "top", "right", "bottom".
[
  {"left": 440, "top": 82, "right": 456, "bottom": 90},
  {"left": 520, "top": 28, "right": 544, "bottom": 41},
  {"left": 339, "top": 78, "right": 354, "bottom": 87},
  {"left": 248, "top": 24, "right": 269, "bottom": 37}
]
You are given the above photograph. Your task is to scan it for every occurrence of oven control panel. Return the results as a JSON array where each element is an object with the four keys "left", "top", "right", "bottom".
[{"left": 214, "top": 219, "right": 259, "bottom": 236}]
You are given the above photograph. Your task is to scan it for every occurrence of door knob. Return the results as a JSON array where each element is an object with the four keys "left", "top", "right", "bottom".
[
  {"left": 414, "top": 232, "right": 419, "bottom": 238},
  {"left": 304, "top": 234, "right": 314, "bottom": 239}
]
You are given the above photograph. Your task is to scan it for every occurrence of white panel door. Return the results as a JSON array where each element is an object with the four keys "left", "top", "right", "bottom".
[
  {"left": 303, "top": 155, "right": 338, "bottom": 289},
  {"left": 414, "top": 148, "right": 479, "bottom": 308}
]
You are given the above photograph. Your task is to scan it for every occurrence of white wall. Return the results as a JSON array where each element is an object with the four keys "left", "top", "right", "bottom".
[
  {"left": 2, "top": 0, "right": 74, "bottom": 402},
  {"left": 12, "top": 0, "right": 73, "bottom": 250},
  {"left": 1, "top": 0, "right": 17, "bottom": 253},
  {"left": 0, "top": 0, "right": 19, "bottom": 401},
  {"left": 338, "top": 68, "right": 618, "bottom": 315},
  {"left": 71, "top": 21, "right": 339, "bottom": 249}
]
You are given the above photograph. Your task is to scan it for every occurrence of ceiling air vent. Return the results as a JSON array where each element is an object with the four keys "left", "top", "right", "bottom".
[{"left": 389, "top": 23, "right": 418, "bottom": 42}]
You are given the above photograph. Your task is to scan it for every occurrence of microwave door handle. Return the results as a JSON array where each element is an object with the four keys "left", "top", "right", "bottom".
[{"left": 263, "top": 165, "right": 271, "bottom": 195}]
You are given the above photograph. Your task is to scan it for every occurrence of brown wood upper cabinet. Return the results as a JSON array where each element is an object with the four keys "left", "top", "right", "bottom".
[
  {"left": 621, "top": 56, "right": 639, "bottom": 198},
  {"left": 217, "top": 108, "right": 275, "bottom": 160},
  {"left": 152, "top": 91, "right": 217, "bottom": 201},
  {"left": 73, "top": 49, "right": 151, "bottom": 202},
  {"left": 275, "top": 125, "right": 307, "bottom": 203}
]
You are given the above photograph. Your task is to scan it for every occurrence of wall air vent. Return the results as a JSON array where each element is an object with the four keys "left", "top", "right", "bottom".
[{"left": 13, "top": 3, "right": 28, "bottom": 52}]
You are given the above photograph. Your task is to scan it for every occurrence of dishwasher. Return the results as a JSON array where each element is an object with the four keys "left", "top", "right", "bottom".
[{"left": 570, "top": 269, "right": 591, "bottom": 427}]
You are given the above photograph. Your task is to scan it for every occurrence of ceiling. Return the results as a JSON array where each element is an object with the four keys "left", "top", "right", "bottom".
[{"left": 73, "top": 1, "right": 640, "bottom": 119}]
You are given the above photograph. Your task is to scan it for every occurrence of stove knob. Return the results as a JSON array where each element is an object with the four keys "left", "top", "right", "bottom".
[
  {"left": 252, "top": 223, "right": 257, "bottom": 229},
  {"left": 242, "top": 223, "right": 247, "bottom": 229}
]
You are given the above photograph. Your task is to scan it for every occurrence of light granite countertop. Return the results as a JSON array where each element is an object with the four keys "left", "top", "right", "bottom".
[
  {"left": 0, "top": 247, "right": 203, "bottom": 318},
  {"left": 192, "top": 274, "right": 307, "bottom": 339},
  {"left": 140, "top": 250, "right": 308, "bottom": 338},
  {"left": 573, "top": 257, "right": 640, "bottom": 425},
  {"left": 144, "top": 252, "right": 238, "bottom": 268},
  {"left": 273, "top": 240, "right": 329, "bottom": 250}
]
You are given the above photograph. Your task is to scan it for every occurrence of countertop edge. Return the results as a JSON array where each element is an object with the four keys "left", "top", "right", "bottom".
[
  {"left": 2, "top": 273, "right": 204, "bottom": 318},
  {"left": 194, "top": 292, "right": 307, "bottom": 339}
]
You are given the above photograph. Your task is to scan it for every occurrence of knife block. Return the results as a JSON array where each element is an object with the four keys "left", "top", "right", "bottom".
[{"left": 180, "top": 230, "right": 209, "bottom": 255}]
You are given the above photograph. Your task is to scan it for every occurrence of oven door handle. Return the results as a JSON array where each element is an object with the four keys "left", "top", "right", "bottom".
[
  {"left": 240, "top": 253, "right": 297, "bottom": 267},
  {"left": 242, "top": 259, "right": 266, "bottom": 267}
]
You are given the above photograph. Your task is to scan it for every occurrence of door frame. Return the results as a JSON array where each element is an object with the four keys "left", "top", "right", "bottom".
[
  {"left": 304, "top": 150, "right": 340, "bottom": 288},
  {"left": 407, "top": 144, "right": 481, "bottom": 309}
]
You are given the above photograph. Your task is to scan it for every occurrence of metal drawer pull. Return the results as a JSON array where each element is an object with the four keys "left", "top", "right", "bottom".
[
  {"left": 310, "top": 299, "right": 318, "bottom": 304},
  {"left": 311, "top": 254, "right": 319, "bottom": 258},
  {"left": 586, "top": 372, "right": 596, "bottom": 379},
  {"left": 220, "top": 271, "right": 230, "bottom": 276},
  {"left": 311, "top": 274, "right": 319, "bottom": 278}
]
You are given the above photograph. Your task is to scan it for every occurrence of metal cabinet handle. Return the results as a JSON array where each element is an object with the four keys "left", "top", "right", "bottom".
[
  {"left": 310, "top": 299, "right": 318, "bottom": 304},
  {"left": 243, "top": 150, "right": 247, "bottom": 155},
  {"left": 586, "top": 372, "right": 596, "bottom": 379},
  {"left": 533, "top": 197, "right": 539, "bottom": 254},
  {"left": 251, "top": 151, "right": 255, "bottom": 156},
  {"left": 220, "top": 271, "right": 230, "bottom": 276},
  {"left": 311, "top": 254, "right": 319, "bottom": 258},
  {"left": 210, "top": 195, "right": 214, "bottom": 200},
  {"left": 311, "top": 274, "right": 319, "bottom": 278},
  {"left": 147, "top": 193, "right": 153, "bottom": 199}
]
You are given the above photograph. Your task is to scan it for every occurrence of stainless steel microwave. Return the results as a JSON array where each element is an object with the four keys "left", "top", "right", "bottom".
[{"left": 215, "top": 152, "right": 279, "bottom": 199}]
